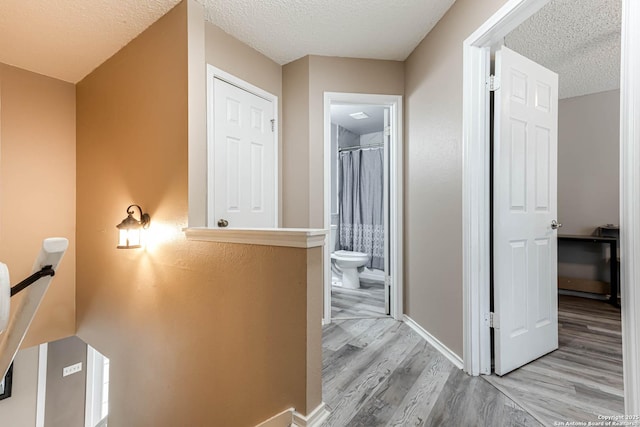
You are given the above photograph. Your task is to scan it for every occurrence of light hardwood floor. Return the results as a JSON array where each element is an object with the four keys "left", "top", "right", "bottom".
[
  {"left": 322, "top": 318, "right": 541, "bottom": 426},
  {"left": 331, "top": 280, "right": 386, "bottom": 319},
  {"left": 322, "top": 295, "right": 622, "bottom": 426},
  {"left": 484, "top": 295, "right": 623, "bottom": 425}
]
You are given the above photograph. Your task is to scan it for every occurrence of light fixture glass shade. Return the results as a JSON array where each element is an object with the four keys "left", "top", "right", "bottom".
[
  {"left": 118, "top": 227, "right": 142, "bottom": 249},
  {"left": 116, "top": 205, "right": 150, "bottom": 249}
]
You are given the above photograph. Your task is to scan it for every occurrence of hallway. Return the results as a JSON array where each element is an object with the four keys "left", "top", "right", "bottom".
[
  {"left": 322, "top": 294, "right": 624, "bottom": 426},
  {"left": 321, "top": 318, "right": 540, "bottom": 426}
]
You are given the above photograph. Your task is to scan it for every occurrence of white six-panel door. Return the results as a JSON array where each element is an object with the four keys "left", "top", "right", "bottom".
[
  {"left": 494, "top": 47, "right": 559, "bottom": 376},
  {"left": 212, "top": 78, "right": 276, "bottom": 228}
]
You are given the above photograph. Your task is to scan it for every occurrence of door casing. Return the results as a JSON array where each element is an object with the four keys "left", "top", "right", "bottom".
[
  {"left": 462, "top": 0, "right": 640, "bottom": 415},
  {"left": 322, "top": 92, "right": 403, "bottom": 324}
]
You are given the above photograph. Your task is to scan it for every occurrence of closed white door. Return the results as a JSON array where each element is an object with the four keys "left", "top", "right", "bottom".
[
  {"left": 211, "top": 78, "right": 276, "bottom": 228},
  {"left": 493, "top": 46, "right": 559, "bottom": 376}
]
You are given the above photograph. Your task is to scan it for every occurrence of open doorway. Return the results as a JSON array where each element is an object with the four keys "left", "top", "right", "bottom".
[
  {"left": 463, "top": 0, "right": 640, "bottom": 423},
  {"left": 323, "top": 93, "right": 403, "bottom": 324},
  {"left": 487, "top": 0, "right": 623, "bottom": 422},
  {"left": 85, "top": 345, "right": 110, "bottom": 427},
  {"left": 329, "top": 103, "right": 389, "bottom": 319}
]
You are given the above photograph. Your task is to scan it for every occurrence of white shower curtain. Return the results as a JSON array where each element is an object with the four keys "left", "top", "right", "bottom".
[{"left": 338, "top": 147, "right": 384, "bottom": 269}]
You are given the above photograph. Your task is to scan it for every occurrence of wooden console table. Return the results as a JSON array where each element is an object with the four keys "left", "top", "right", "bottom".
[{"left": 558, "top": 234, "right": 619, "bottom": 307}]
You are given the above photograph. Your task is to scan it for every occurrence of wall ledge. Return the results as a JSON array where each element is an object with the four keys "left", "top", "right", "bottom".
[{"left": 184, "top": 227, "right": 327, "bottom": 248}]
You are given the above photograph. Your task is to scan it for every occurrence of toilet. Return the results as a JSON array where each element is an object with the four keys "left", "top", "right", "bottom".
[{"left": 330, "top": 225, "right": 370, "bottom": 289}]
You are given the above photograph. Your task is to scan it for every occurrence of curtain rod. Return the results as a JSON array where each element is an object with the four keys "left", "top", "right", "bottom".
[{"left": 338, "top": 143, "right": 384, "bottom": 152}]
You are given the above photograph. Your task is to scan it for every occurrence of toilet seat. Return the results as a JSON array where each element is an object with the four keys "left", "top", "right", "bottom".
[
  {"left": 332, "top": 250, "right": 368, "bottom": 259},
  {"left": 331, "top": 250, "right": 369, "bottom": 289}
]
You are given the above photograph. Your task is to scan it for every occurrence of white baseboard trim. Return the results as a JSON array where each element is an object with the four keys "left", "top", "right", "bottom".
[
  {"left": 255, "top": 408, "right": 295, "bottom": 427},
  {"left": 403, "top": 315, "right": 464, "bottom": 370},
  {"left": 293, "top": 402, "right": 330, "bottom": 427}
]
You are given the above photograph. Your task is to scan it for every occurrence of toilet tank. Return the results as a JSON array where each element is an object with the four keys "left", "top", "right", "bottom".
[{"left": 330, "top": 225, "right": 337, "bottom": 252}]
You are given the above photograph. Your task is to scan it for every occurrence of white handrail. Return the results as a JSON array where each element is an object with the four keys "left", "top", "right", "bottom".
[{"left": 0, "top": 238, "right": 68, "bottom": 379}]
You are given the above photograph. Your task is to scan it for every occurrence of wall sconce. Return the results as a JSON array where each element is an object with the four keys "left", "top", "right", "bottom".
[{"left": 116, "top": 205, "right": 151, "bottom": 249}]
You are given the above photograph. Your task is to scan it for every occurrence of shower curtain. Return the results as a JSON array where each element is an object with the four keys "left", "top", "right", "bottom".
[{"left": 338, "top": 147, "right": 384, "bottom": 270}]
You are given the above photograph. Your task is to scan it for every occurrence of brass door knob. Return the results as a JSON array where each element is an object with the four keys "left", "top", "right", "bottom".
[{"left": 217, "top": 219, "right": 229, "bottom": 228}]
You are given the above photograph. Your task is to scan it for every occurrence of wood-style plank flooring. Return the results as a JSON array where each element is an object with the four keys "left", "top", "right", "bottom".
[
  {"left": 322, "top": 318, "right": 541, "bottom": 426},
  {"left": 331, "top": 280, "right": 386, "bottom": 319},
  {"left": 484, "top": 295, "right": 623, "bottom": 425}
]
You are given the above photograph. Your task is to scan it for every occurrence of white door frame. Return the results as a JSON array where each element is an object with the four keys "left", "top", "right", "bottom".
[
  {"left": 36, "top": 343, "right": 48, "bottom": 427},
  {"left": 322, "top": 92, "right": 404, "bottom": 323},
  {"left": 206, "top": 65, "right": 279, "bottom": 227},
  {"left": 462, "top": 0, "right": 640, "bottom": 414}
]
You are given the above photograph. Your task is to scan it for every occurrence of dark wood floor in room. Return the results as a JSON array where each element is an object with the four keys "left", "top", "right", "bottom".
[
  {"left": 484, "top": 295, "right": 623, "bottom": 425},
  {"left": 321, "top": 318, "right": 541, "bottom": 427},
  {"left": 331, "top": 280, "right": 386, "bottom": 319}
]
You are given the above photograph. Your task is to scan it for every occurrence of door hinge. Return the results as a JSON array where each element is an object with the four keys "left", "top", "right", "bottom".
[
  {"left": 487, "top": 75, "right": 500, "bottom": 92},
  {"left": 488, "top": 312, "right": 500, "bottom": 329},
  {"left": 384, "top": 126, "right": 391, "bottom": 137},
  {"left": 385, "top": 276, "right": 392, "bottom": 287},
  {"left": 270, "top": 119, "right": 275, "bottom": 132}
]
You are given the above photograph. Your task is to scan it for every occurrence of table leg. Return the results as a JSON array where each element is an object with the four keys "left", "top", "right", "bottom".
[{"left": 610, "top": 241, "right": 620, "bottom": 307}]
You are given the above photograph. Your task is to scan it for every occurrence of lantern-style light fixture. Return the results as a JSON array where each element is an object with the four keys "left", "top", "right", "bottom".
[{"left": 116, "top": 205, "right": 151, "bottom": 249}]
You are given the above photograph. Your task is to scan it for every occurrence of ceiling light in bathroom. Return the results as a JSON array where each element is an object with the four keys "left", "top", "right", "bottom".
[{"left": 349, "top": 112, "right": 369, "bottom": 120}]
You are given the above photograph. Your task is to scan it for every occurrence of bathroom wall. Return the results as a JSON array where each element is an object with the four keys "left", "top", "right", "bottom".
[
  {"left": 360, "top": 131, "right": 384, "bottom": 147},
  {"left": 0, "top": 63, "right": 76, "bottom": 348},
  {"left": 337, "top": 126, "right": 359, "bottom": 149},
  {"left": 76, "top": 2, "right": 321, "bottom": 425}
]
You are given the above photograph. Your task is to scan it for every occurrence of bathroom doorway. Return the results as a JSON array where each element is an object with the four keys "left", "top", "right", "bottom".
[{"left": 323, "top": 93, "right": 403, "bottom": 323}]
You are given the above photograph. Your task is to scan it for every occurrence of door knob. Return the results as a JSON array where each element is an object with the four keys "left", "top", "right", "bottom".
[
  {"left": 217, "top": 219, "right": 229, "bottom": 228},
  {"left": 551, "top": 220, "right": 562, "bottom": 230}
]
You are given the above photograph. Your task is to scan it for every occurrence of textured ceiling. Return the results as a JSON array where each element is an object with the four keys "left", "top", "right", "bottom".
[
  {"left": 199, "top": 0, "right": 456, "bottom": 65},
  {"left": 0, "top": 0, "right": 455, "bottom": 84},
  {"left": 505, "top": 0, "right": 621, "bottom": 99},
  {"left": 0, "top": 0, "right": 181, "bottom": 83},
  {"left": 331, "top": 104, "right": 385, "bottom": 135}
]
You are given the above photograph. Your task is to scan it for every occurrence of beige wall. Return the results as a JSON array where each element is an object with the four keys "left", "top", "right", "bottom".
[
  {"left": 44, "top": 336, "right": 87, "bottom": 427},
  {"left": 558, "top": 90, "right": 620, "bottom": 285},
  {"left": 76, "top": 2, "right": 318, "bottom": 425},
  {"left": 282, "top": 57, "right": 310, "bottom": 227},
  {"left": 558, "top": 90, "right": 620, "bottom": 235},
  {"left": 0, "top": 346, "right": 39, "bottom": 426},
  {"left": 308, "top": 56, "right": 404, "bottom": 228},
  {"left": 205, "top": 23, "right": 282, "bottom": 103},
  {"left": 0, "top": 63, "right": 76, "bottom": 348},
  {"left": 282, "top": 55, "right": 404, "bottom": 228},
  {"left": 204, "top": 23, "right": 284, "bottom": 224},
  {"left": 404, "top": 0, "right": 508, "bottom": 357},
  {"left": 305, "top": 246, "right": 323, "bottom": 413}
]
